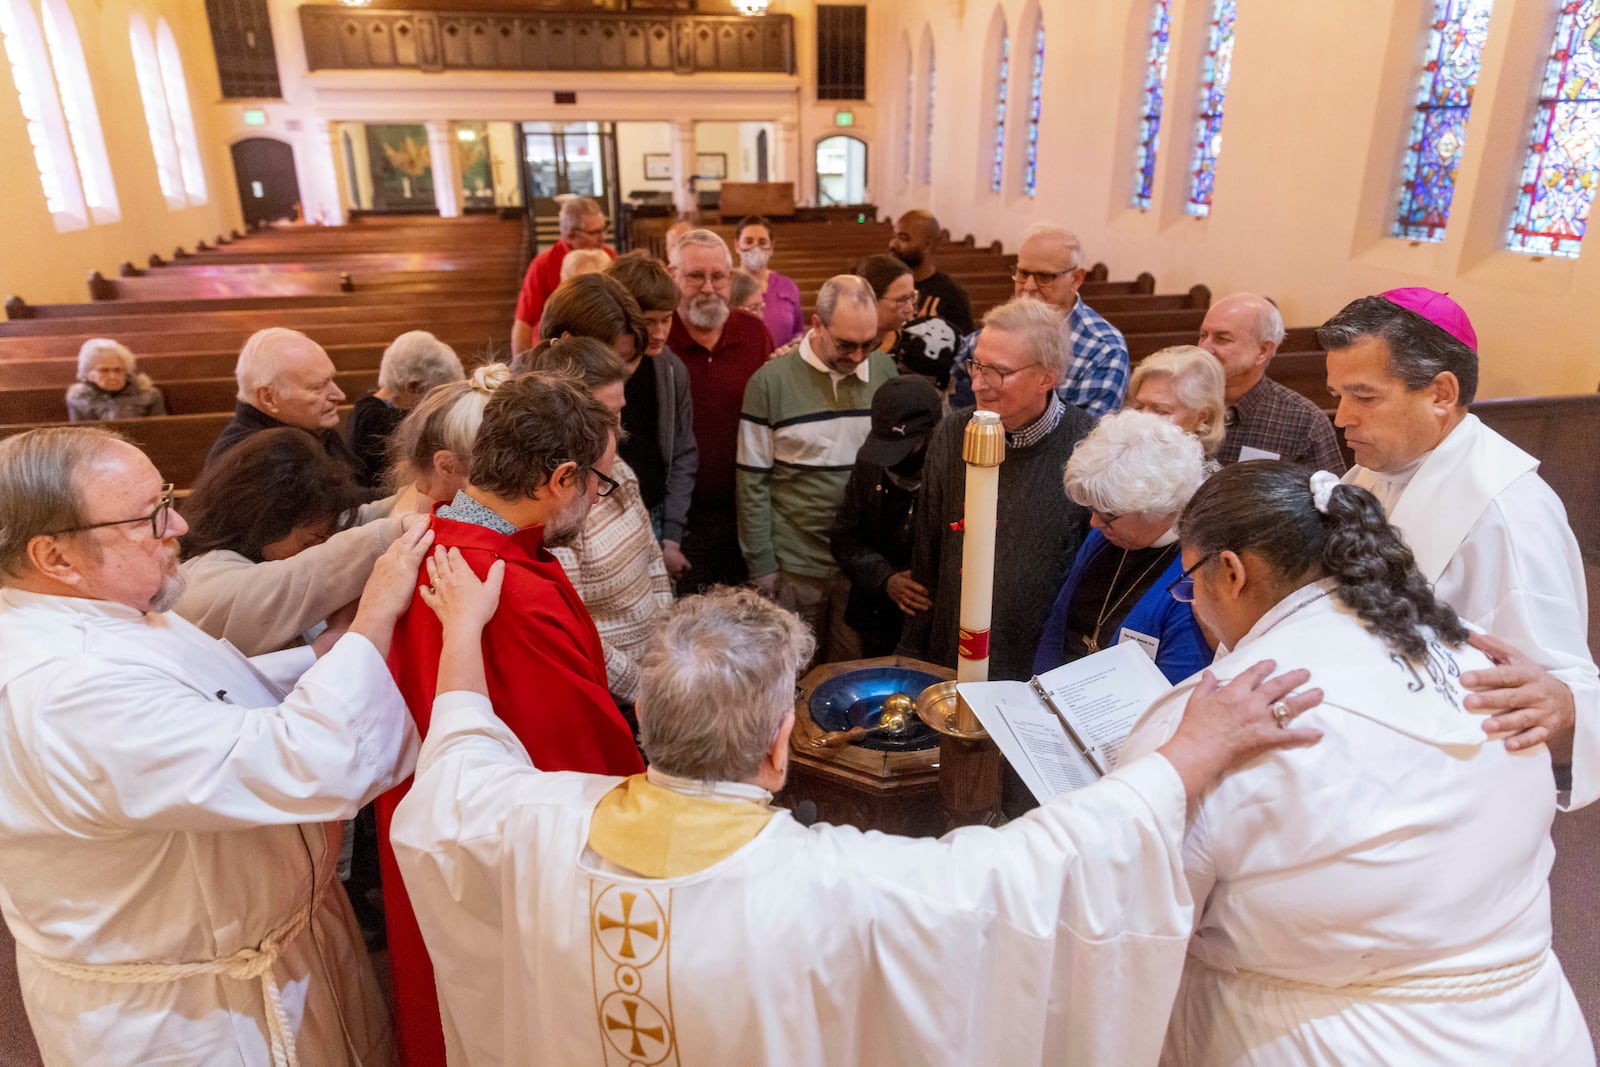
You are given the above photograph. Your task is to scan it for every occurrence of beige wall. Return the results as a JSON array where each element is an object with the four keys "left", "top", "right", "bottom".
[
  {"left": 874, "top": 0, "right": 1600, "bottom": 399},
  {"left": 0, "top": 0, "right": 237, "bottom": 306}
]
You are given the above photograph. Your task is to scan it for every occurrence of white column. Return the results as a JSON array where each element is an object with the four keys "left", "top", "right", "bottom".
[
  {"left": 774, "top": 116, "right": 800, "bottom": 199},
  {"left": 310, "top": 118, "right": 346, "bottom": 226},
  {"left": 670, "top": 118, "right": 696, "bottom": 219},
  {"left": 426, "top": 121, "right": 460, "bottom": 218}
]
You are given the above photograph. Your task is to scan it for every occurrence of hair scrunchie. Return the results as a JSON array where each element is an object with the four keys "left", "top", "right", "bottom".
[{"left": 1309, "top": 469, "right": 1340, "bottom": 515}]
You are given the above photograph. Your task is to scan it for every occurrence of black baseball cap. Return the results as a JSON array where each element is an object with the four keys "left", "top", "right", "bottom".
[{"left": 857, "top": 375, "right": 944, "bottom": 466}]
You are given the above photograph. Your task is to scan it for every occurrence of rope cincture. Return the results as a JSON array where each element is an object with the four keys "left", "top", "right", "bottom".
[
  {"left": 18, "top": 861, "right": 333, "bottom": 1067},
  {"left": 1235, "top": 946, "right": 1549, "bottom": 1003}
]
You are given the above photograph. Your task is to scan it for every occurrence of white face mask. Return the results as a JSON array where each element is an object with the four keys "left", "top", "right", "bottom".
[{"left": 739, "top": 248, "right": 772, "bottom": 272}]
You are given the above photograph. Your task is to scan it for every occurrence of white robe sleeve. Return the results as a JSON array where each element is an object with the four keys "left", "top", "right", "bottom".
[{"left": 10, "top": 633, "right": 416, "bottom": 834}]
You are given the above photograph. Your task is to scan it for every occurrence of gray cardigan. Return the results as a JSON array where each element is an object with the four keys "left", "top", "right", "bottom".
[{"left": 653, "top": 347, "right": 699, "bottom": 545}]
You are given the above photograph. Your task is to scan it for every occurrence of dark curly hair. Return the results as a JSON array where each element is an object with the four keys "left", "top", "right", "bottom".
[
  {"left": 468, "top": 371, "right": 618, "bottom": 500},
  {"left": 1178, "top": 460, "right": 1467, "bottom": 663}
]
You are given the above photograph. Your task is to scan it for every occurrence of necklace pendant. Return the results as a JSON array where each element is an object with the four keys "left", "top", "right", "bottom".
[{"left": 1084, "top": 634, "right": 1099, "bottom": 654}]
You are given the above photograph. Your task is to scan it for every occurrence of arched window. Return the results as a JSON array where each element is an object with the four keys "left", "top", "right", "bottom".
[
  {"left": 1131, "top": 0, "right": 1173, "bottom": 209},
  {"left": 130, "top": 16, "right": 182, "bottom": 209},
  {"left": 1393, "top": 0, "right": 1495, "bottom": 242},
  {"left": 0, "top": 0, "right": 87, "bottom": 229},
  {"left": 1507, "top": 0, "right": 1600, "bottom": 257},
  {"left": 921, "top": 32, "right": 935, "bottom": 186},
  {"left": 40, "top": 0, "right": 116, "bottom": 222},
  {"left": 1186, "top": 0, "right": 1237, "bottom": 217},
  {"left": 1021, "top": 21, "right": 1044, "bottom": 197},
  {"left": 156, "top": 18, "right": 207, "bottom": 205},
  {"left": 901, "top": 35, "right": 913, "bottom": 188},
  {"left": 990, "top": 31, "right": 1010, "bottom": 194}
]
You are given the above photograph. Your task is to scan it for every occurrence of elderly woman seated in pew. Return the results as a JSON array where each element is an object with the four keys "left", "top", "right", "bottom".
[
  {"left": 1125, "top": 344, "right": 1226, "bottom": 459},
  {"left": 1034, "top": 409, "right": 1214, "bottom": 684},
  {"left": 65, "top": 338, "right": 166, "bottom": 421},
  {"left": 346, "top": 330, "right": 465, "bottom": 489}
]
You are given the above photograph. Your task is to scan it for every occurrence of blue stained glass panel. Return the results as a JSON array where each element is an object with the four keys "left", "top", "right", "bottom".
[
  {"left": 1186, "top": 0, "right": 1237, "bottom": 217},
  {"left": 1507, "top": 0, "right": 1600, "bottom": 257},
  {"left": 923, "top": 46, "right": 935, "bottom": 186},
  {"left": 1132, "top": 0, "right": 1173, "bottom": 209},
  {"left": 1023, "top": 25, "right": 1044, "bottom": 197},
  {"left": 991, "top": 35, "right": 1009, "bottom": 194},
  {"left": 902, "top": 45, "right": 913, "bottom": 186},
  {"left": 1393, "top": 0, "right": 1495, "bottom": 241}
]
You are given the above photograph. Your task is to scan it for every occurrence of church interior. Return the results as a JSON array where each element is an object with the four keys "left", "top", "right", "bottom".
[{"left": 1, "top": 0, "right": 1598, "bottom": 1061}]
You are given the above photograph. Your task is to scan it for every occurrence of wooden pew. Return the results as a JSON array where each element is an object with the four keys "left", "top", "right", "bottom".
[{"left": 3, "top": 371, "right": 379, "bottom": 424}]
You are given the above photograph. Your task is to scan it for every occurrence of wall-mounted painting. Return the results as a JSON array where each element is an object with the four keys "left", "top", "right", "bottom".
[
  {"left": 367, "top": 124, "right": 434, "bottom": 209},
  {"left": 644, "top": 153, "right": 672, "bottom": 180},
  {"left": 695, "top": 151, "right": 728, "bottom": 179},
  {"left": 456, "top": 123, "right": 495, "bottom": 208}
]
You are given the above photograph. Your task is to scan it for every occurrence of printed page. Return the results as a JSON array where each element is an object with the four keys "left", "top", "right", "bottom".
[
  {"left": 1037, "top": 642, "right": 1174, "bottom": 773},
  {"left": 958, "top": 681, "right": 1098, "bottom": 803}
]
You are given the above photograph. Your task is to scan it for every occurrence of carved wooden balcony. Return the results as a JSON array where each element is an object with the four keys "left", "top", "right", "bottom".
[{"left": 299, "top": 5, "right": 794, "bottom": 75}]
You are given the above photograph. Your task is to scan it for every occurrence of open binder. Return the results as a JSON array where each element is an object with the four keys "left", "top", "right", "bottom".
[{"left": 957, "top": 641, "right": 1173, "bottom": 804}]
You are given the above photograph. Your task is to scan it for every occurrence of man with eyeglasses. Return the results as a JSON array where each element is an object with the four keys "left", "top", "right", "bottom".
[
  {"left": 736, "top": 275, "right": 896, "bottom": 662},
  {"left": 950, "top": 224, "right": 1131, "bottom": 419},
  {"left": 512, "top": 195, "right": 617, "bottom": 356},
  {"left": 668, "top": 228, "right": 776, "bottom": 593},
  {"left": 0, "top": 425, "right": 430, "bottom": 1064},
  {"left": 378, "top": 370, "right": 644, "bottom": 1067}
]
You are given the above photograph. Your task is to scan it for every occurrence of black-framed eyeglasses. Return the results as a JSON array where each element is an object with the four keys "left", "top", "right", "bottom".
[
  {"left": 45, "top": 483, "right": 175, "bottom": 540},
  {"left": 969, "top": 358, "right": 1041, "bottom": 384},
  {"left": 1011, "top": 267, "right": 1075, "bottom": 287},
  {"left": 592, "top": 468, "right": 620, "bottom": 498},
  {"left": 1167, "top": 553, "right": 1213, "bottom": 604},
  {"left": 822, "top": 326, "right": 876, "bottom": 358}
]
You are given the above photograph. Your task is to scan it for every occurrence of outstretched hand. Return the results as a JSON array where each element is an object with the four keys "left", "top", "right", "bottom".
[
  {"left": 356, "top": 521, "right": 435, "bottom": 627},
  {"left": 420, "top": 547, "right": 504, "bottom": 635},
  {"left": 1462, "top": 632, "right": 1576, "bottom": 757},
  {"left": 1158, "top": 659, "right": 1324, "bottom": 801}
]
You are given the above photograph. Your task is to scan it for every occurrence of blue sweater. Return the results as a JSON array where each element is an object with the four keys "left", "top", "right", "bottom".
[{"left": 1032, "top": 530, "right": 1214, "bottom": 684}]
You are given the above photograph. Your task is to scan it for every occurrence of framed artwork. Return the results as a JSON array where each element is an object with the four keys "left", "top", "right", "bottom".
[
  {"left": 367, "top": 123, "right": 434, "bottom": 208},
  {"left": 695, "top": 151, "right": 728, "bottom": 179},
  {"left": 643, "top": 153, "right": 672, "bottom": 180}
]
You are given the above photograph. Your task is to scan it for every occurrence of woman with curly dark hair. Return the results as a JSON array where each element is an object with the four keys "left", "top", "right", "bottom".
[{"left": 1125, "top": 460, "right": 1590, "bottom": 1066}]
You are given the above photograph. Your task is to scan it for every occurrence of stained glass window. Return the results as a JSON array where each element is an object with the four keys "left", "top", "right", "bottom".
[
  {"left": 0, "top": 0, "right": 87, "bottom": 230},
  {"left": 901, "top": 40, "right": 913, "bottom": 187},
  {"left": 156, "top": 19, "right": 207, "bottom": 205},
  {"left": 1507, "top": 0, "right": 1600, "bottom": 257},
  {"left": 991, "top": 33, "right": 1009, "bottom": 194},
  {"left": 1186, "top": 0, "right": 1237, "bottom": 217},
  {"left": 1132, "top": 0, "right": 1173, "bottom": 209},
  {"left": 1022, "top": 24, "right": 1044, "bottom": 197},
  {"left": 922, "top": 39, "right": 935, "bottom": 186},
  {"left": 1393, "top": 0, "right": 1495, "bottom": 241}
]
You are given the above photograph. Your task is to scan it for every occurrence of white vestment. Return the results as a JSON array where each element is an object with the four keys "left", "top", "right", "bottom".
[
  {"left": 0, "top": 588, "right": 418, "bottom": 1066},
  {"left": 1344, "top": 413, "right": 1600, "bottom": 809},
  {"left": 393, "top": 692, "right": 1197, "bottom": 1067},
  {"left": 1124, "top": 582, "right": 1594, "bottom": 1067}
]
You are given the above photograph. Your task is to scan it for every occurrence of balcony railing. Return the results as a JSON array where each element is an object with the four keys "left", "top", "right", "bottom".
[{"left": 299, "top": 5, "right": 794, "bottom": 76}]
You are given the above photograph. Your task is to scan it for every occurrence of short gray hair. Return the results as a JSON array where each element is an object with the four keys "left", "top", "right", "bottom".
[
  {"left": 1063, "top": 409, "right": 1206, "bottom": 520},
  {"left": 234, "top": 327, "right": 314, "bottom": 399},
  {"left": 637, "top": 587, "right": 815, "bottom": 781},
  {"left": 378, "top": 330, "right": 464, "bottom": 394},
  {"left": 560, "top": 248, "right": 612, "bottom": 280},
  {"left": 76, "top": 338, "right": 136, "bottom": 380},
  {"left": 1021, "top": 223, "right": 1084, "bottom": 271},
  {"left": 815, "top": 275, "right": 875, "bottom": 325},
  {"left": 1218, "top": 292, "right": 1285, "bottom": 347},
  {"left": 0, "top": 427, "right": 124, "bottom": 581},
  {"left": 558, "top": 196, "right": 603, "bottom": 238},
  {"left": 982, "top": 297, "right": 1071, "bottom": 382},
  {"left": 1128, "top": 345, "right": 1227, "bottom": 455},
  {"left": 668, "top": 228, "right": 732, "bottom": 267}
]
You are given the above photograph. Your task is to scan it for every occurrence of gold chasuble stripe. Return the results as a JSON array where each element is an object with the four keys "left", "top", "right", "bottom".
[
  {"left": 586, "top": 773, "right": 776, "bottom": 878},
  {"left": 590, "top": 882, "right": 678, "bottom": 1067}
]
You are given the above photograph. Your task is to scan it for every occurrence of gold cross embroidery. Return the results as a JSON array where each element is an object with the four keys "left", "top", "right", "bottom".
[
  {"left": 605, "top": 997, "right": 665, "bottom": 1058},
  {"left": 596, "top": 891, "right": 659, "bottom": 959}
]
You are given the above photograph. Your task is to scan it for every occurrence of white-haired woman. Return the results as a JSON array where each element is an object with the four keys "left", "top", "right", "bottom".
[
  {"left": 1034, "top": 409, "right": 1213, "bottom": 683},
  {"left": 1126, "top": 345, "right": 1226, "bottom": 458},
  {"left": 386, "top": 363, "right": 511, "bottom": 510},
  {"left": 346, "top": 330, "right": 466, "bottom": 488},
  {"left": 65, "top": 338, "right": 166, "bottom": 421}
]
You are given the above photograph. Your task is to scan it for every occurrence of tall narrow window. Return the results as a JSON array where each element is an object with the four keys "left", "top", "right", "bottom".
[
  {"left": 0, "top": 0, "right": 87, "bottom": 229},
  {"left": 130, "top": 17, "right": 183, "bottom": 209},
  {"left": 1186, "top": 0, "right": 1237, "bottom": 217},
  {"left": 922, "top": 36, "right": 934, "bottom": 186},
  {"left": 1021, "top": 23, "right": 1044, "bottom": 197},
  {"left": 1393, "top": 0, "right": 1495, "bottom": 241},
  {"left": 1507, "top": 0, "right": 1600, "bottom": 257},
  {"left": 1132, "top": 0, "right": 1173, "bottom": 209},
  {"left": 156, "top": 18, "right": 208, "bottom": 205},
  {"left": 990, "top": 33, "right": 1010, "bottom": 194},
  {"left": 901, "top": 38, "right": 913, "bottom": 187},
  {"left": 41, "top": 0, "right": 117, "bottom": 222}
]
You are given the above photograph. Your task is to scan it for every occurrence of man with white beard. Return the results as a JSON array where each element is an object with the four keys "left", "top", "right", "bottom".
[
  {"left": 667, "top": 228, "right": 775, "bottom": 592},
  {"left": 0, "top": 425, "right": 425, "bottom": 1065}
]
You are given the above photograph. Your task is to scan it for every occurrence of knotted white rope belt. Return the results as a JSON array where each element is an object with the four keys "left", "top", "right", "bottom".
[
  {"left": 1234, "top": 946, "right": 1550, "bottom": 1002},
  {"left": 18, "top": 872, "right": 331, "bottom": 1067}
]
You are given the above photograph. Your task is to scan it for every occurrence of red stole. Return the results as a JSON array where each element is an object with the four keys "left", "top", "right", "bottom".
[{"left": 376, "top": 508, "right": 643, "bottom": 1066}]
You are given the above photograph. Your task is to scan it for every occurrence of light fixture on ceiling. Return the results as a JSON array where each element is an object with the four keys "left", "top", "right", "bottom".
[{"left": 733, "top": 0, "right": 770, "bottom": 14}]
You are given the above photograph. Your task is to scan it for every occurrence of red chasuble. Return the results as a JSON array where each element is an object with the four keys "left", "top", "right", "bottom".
[{"left": 376, "top": 510, "right": 644, "bottom": 1066}]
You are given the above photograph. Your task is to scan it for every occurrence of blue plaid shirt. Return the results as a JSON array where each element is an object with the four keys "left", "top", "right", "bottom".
[{"left": 950, "top": 298, "right": 1130, "bottom": 418}]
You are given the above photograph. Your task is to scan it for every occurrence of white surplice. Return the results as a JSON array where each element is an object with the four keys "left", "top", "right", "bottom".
[
  {"left": 1124, "top": 582, "right": 1594, "bottom": 1067},
  {"left": 1344, "top": 413, "right": 1600, "bottom": 810},
  {"left": 0, "top": 588, "right": 418, "bottom": 1066},
  {"left": 392, "top": 692, "right": 1197, "bottom": 1067}
]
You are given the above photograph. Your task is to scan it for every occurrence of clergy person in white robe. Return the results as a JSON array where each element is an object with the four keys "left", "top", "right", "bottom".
[
  {"left": 0, "top": 427, "right": 430, "bottom": 1066},
  {"left": 392, "top": 552, "right": 1325, "bottom": 1067},
  {"left": 1124, "top": 463, "right": 1593, "bottom": 1066},
  {"left": 1321, "top": 288, "right": 1599, "bottom": 809}
]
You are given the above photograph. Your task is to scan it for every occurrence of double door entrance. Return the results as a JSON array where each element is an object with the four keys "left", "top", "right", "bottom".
[{"left": 519, "top": 121, "right": 621, "bottom": 246}]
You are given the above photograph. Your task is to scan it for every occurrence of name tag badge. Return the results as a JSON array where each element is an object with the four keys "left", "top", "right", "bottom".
[
  {"left": 1238, "top": 445, "right": 1281, "bottom": 462},
  {"left": 1118, "top": 628, "right": 1161, "bottom": 662}
]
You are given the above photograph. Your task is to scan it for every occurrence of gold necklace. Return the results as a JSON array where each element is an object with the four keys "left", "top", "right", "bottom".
[{"left": 1085, "top": 543, "right": 1179, "bottom": 653}]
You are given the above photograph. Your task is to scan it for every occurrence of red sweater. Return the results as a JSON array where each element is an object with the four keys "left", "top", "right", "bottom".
[
  {"left": 668, "top": 308, "right": 774, "bottom": 505},
  {"left": 513, "top": 239, "right": 618, "bottom": 329}
]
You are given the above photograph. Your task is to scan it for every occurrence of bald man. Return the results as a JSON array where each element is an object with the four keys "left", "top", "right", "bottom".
[
  {"left": 890, "top": 210, "right": 974, "bottom": 336},
  {"left": 1197, "top": 293, "right": 1345, "bottom": 473}
]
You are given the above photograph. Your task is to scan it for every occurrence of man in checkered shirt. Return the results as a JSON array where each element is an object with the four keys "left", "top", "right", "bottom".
[{"left": 949, "top": 225, "right": 1129, "bottom": 419}]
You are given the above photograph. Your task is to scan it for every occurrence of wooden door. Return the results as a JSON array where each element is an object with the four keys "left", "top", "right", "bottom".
[{"left": 231, "top": 137, "right": 300, "bottom": 226}]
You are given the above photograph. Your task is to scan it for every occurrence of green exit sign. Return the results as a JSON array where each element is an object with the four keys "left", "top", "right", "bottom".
[
  {"left": 242, "top": 108, "right": 267, "bottom": 127},
  {"left": 835, "top": 110, "right": 854, "bottom": 127}
]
